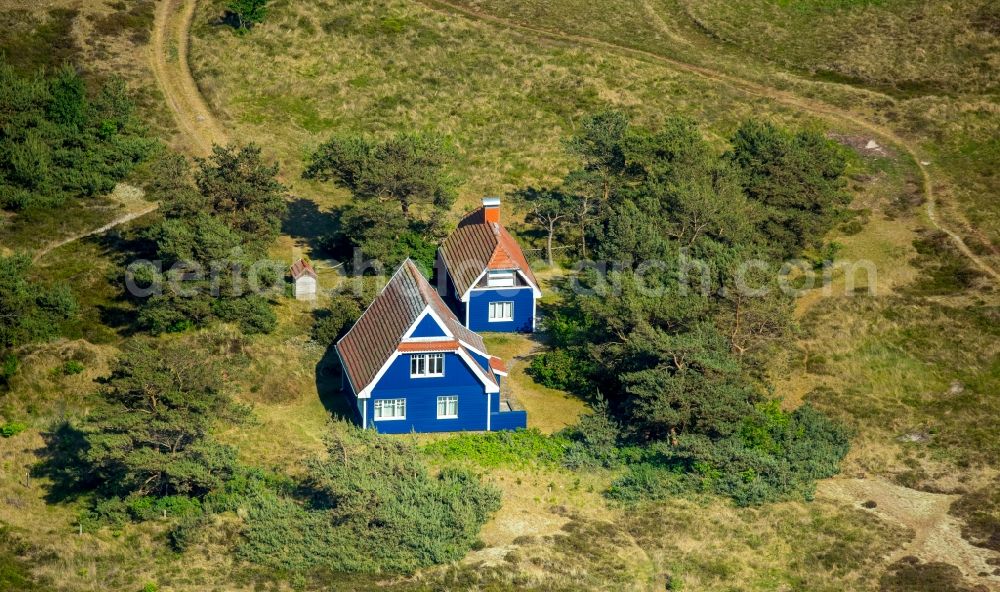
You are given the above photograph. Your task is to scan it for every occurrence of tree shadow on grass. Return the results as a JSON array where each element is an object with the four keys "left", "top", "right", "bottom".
[
  {"left": 88, "top": 223, "right": 158, "bottom": 337},
  {"left": 31, "top": 422, "right": 97, "bottom": 504},
  {"left": 282, "top": 197, "right": 341, "bottom": 257},
  {"left": 314, "top": 343, "right": 356, "bottom": 424},
  {"left": 209, "top": 11, "right": 244, "bottom": 31}
]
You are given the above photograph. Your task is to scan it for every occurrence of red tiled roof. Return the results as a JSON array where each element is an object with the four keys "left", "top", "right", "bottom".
[
  {"left": 336, "top": 260, "right": 493, "bottom": 393},
  {"left": 488, "top": 356, "right": 507, "bottom": 374},
  {"left": 397, "top": 340, "right": 459, "bottom": 352},
  {"left": 439, "top": 207, "right": 539, "bottom": 297},
  {"left": 290, "top": 258, "right": 317, "bottom": 280}
]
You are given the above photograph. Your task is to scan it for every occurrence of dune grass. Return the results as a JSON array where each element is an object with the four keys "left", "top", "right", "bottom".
[
  {"left": 0, "top": 0, "right": 996, "bottom": 589},
  {"left": 187, "top": 0, "right": 856, "bottom": 216}
]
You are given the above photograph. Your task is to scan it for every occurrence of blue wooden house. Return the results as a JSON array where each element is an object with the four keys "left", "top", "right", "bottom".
[
  {"left": 335, "top": 259, "right": 527, "bottom": 433},
  {"left": 438, "top": 197, "right": 541, "bottom": 333}
]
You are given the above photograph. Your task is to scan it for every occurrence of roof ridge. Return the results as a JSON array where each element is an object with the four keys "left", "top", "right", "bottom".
[{"left": 336, "top": 259, "right": 413, "bottom": 348}]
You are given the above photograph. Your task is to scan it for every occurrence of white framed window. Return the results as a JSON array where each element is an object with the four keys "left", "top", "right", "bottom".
[
  {"left": 488, "top": 301, "right": 514, "bottom": 322},
  {"left": 410, "top": 353, "right": 444, "bottom": 377},
  {"left": 487, "top": 270, "right": 516, "bottom": 287},
  {"left": 437, "top": 396, "right": 458, "bottom": 419},
  {"left": 374, "top": 398, "right": 406, "bottom": 421}
]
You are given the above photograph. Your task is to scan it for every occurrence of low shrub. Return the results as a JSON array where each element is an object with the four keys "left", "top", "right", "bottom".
[
  {"left": 605, "top": 464, "right": 695, "bottom": 504},
  {"left": 605, "top": 404, "right": 850, "bottom": 507},
  {"left": 311, "top": 296, "right": 362, "bottom": 346},
  {"left": 0, "top": 355, "right": 18, "bottom": 384},
  {"left": 81, "top": 494, "right": 203, "bottom": 529},
  {"left": 0, "top": 421, "right": 27, "bottom": 438},
  {"left": 422, "top": 428, "right": 569, "bottom": 468},
  {"left": 232, "top": 426, "right": 502, "bottom": 574},
  {"left": 560, "top": 402, "right": 625, "bottom": 469},
  {"left": 213, "top": 295, "right": 277, "bottom": 334},
  {"left": 527, "top": 348, "right": 595, "bottom": 395},
  {"left": 61, "top": 360, "right": 84, "bottom": 375}
]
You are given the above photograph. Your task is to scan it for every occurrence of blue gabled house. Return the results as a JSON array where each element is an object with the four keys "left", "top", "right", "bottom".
[
  {"left": 438, "top": 197, "right": 541, "bottom": 333},
  {"left": 335, "top": 259, "right": 527, "bottom": 433}
]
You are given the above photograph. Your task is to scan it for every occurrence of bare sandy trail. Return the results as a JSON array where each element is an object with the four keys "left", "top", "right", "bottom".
[{"left": 151, "top": 0, "right": 228, "bottom": 156}]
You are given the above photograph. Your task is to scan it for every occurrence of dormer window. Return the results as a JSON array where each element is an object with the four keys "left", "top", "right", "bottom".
[
  {"left": 487, "top": 270, "right": 516, "bottom": 287},
  {"left": 410, "top": 353, "right": 444, "bottom": 377}
]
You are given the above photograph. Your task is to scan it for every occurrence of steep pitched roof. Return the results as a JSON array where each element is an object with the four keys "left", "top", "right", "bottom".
[
  {"left": 438, "top": 207, "right": 539, "bottom": 297},
  {"left": 290, "top": 258, "right": 317, "bottom": 280},
  {"left": 336, "top": 259, "right": 492, "bottom": 393}
]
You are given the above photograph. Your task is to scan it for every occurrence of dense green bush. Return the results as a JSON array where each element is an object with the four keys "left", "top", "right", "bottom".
[
  {"left": 527, "top": 348, "right": 595, "bottom": 396},
  {"left": 518, "top": 112, "right": 851, "bottom": 506},
  {"left": 77, "top": 339, "right": 243, "bottom": 499},
  {"left": 0, "top": 355, "right": 19, "bottom": 386},
  {"left": 605, "top": 464, "right": 695, "bottom": 504},
  {"left": 83, "top": 494, "right": 203, "bottom": 529},
  {"left": 0, "top": 421, "right": 27, "bottom": 438},
  {"left": 0, "top": 59, "right": 155, "bottom": 211},
  {"left": 233, "top": 425, "right": 502, "bottom": 574},
  {"left": 0, "top": 254, "right": 78, "bottom": 351},
  {"left": 134, "top": 147, "right": 287, "bottom": 336},
  {"left": 423, "top": 428, "right": 569, "bottom": 468},
  {"left": 305, "top": 132, "right": 456, "bottom": 270},
  {"left": 213, "top": 295, "right": 277, "bottom": 334},
  {"left": 227, "top": 0, "right": 268, "bottom": 30},
  {"left": 311, "top": 296, "right": 363, "bottom": 346},
  {"left": 559, "top": 401, "right": 624, "bottom": 469},
  {"left": 604, "top": 404, "right": 850, "bottom": 506},
  {"left": 60, "top": 360, "right": 84, "bottom": 375}
]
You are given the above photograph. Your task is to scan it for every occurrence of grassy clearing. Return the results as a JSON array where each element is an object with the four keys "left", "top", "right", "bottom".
[
  {"left": 433, "top": 0, "right": 1000, "bottom": 258},
  {"left": 188, "top": 0, "right": 851, "bottom": 216},
  {"left": 678, "top": 0, "right": 999, "bottom": 95},
  {"left": 483, "top": 333, "right": 588, "bottom": 433},
  {"left": 390, "top": 493, "right": 908, "bottom": 591}
]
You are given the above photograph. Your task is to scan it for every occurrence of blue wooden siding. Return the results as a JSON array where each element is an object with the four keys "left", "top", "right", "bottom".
[
  {"left": 440, "top": 271, "right": 465, "bottom": 322},
  {"left": 468, "top": 349, "right": 493, "bottom": 375},
  {"left": 492, "top": 409, "right": 527, "bottom": 430},
  {"left": 467, "top": 287, "right": 535, "bottom": 333},
  {"left": 409, "top": 314, "right": 447, "bottom": 338},
  {"left": 366, "top": 352, "right": 490, "bottom": 433}
]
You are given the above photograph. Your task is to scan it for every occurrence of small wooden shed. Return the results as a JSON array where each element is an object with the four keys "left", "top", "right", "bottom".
[{"left": 290, "top": 258, "right": 318, "bottom": 300}]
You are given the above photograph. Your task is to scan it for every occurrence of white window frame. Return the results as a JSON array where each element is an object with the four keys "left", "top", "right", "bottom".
[
  {"left": 373, "top": 398, "right": 406, "bottom": 421},
  {"left": 488, "top": 301, "right": 514, "bottom": 322},
  {"left": 437, "top": 395, "right": 458, "bottom": 419},
  {"left": 487, "top": 270, "right": 516, "bottom": 287},
  {"left": 410, "top": 353, "right": 444, "bottom": 378}
]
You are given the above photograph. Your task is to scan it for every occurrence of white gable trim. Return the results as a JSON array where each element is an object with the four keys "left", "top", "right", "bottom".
[
  {"left": 459, "top": 269, "right": 541, "bottom": 301},
  {"left": 458, "top": 270, "right": 488, "bottom": 302},
  {"left": 357, "top": 346, "right": 499, "bottom": 398},
  {"left": 357, "top": 351, "right": 400, "bottom": 399},
  {"left": 456, "top": 348, "right": 500, "bottom": 394},
  {"left": 401, "top": 306, "right": 454, "bottom": 341},
  {"left": 457, "top": 338, "right": 489, "bottom": 360}
]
